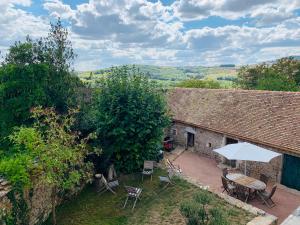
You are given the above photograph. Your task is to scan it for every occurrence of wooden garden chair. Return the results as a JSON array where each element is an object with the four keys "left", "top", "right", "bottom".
[
  {"left": 142, "top": 160, "right": 154, "bottom": 181},
  {"left": 222, "top": 168, "right": 228, "bottom": 177},
  {"left": 221, "top": 176, "right": 236, "bottom": 196},
  {"left": 123, "top": 186, "right": 142, "bottom": 210},
  {"left": 95, "top": 174, "right": 119, "bottom": 195},
  {"left": 258, "top": 185, "right": 277, "bottom": 208},
  {"left": 235, "top": 183, "right": 250, "bottom": 202},
  {"left": 259, "top": 174, "right": 269, "bottom": 187},
  {"left": 159, "top": 169, "right": 175, "bottom": 189}
]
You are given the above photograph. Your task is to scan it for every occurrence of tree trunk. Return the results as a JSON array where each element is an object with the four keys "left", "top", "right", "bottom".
[{"left": 52, "top": 188, "right": 57, "bottom": 225}]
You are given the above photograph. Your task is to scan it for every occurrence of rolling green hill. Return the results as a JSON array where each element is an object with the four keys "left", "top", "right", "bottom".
[{"left": 77, "top": 65, "right": 238, "bottom": 87}]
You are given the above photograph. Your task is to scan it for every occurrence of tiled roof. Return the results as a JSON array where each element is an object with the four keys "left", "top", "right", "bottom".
[{"left": 167, "top": 88, "right": 300, "bottom": 155}]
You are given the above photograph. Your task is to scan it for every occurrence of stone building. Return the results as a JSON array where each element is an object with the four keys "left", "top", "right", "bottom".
[{"left": 167, "top": 88, "right": 300, "bottom": 190}]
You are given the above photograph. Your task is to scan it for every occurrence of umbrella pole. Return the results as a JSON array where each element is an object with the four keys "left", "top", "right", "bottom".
[{"left": 244, "top": 161, "right": 247, "bottom": 175}]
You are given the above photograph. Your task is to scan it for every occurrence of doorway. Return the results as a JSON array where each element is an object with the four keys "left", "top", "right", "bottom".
[{"left": 187, "top": 132, "right": 195, "bottom": 148}]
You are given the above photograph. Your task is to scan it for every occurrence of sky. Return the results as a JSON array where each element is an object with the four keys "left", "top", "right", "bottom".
[{"left": 1, "top": 0, "right": 300, "bottom": 70}]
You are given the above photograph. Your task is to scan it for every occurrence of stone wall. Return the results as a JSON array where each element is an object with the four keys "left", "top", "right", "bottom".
[
  {"left": 170, "top": 122, "right": 224, "bottom": 160},
  {"left": 0, "top": 180, "right": 12, "bottom": 224},
  {"left": 239, "top": 155, "right": 283, "bottom": 183},
  {"left": 0, "top": 178, "right": 88, "bottom": 225},
  {"left": 170, "top": 122, "right": 283, "bottom": 183},
  {"left": 26, "top": 181, "right": 53, "bottom": 225}
]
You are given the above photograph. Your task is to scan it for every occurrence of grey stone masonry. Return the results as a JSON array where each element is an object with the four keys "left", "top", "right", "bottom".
[{"left": 170, "top": 121, "right": 283, "bottom": 183}]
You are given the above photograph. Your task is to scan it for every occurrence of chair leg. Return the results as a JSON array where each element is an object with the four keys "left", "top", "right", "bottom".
[
  {"left": 266, "top": 199, "right": 276, "bottom": 208},
  {"left": 132, "top": 197, "right": 138, "bottom": 210},
  {"left": 123, "top": 196, "right": 129, "bottom": 208},
  {"left": 108, "top": 187, "right": 116, "bottom": 194},
  {"left": 258, "top": 193, "right": 270, "bottom": 207},
  {"left": 163, "top": 182, "right": 171, "bottom": 189}
]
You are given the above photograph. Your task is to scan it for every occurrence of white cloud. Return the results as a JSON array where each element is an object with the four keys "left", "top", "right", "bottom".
[
  {"left": 172, "top": 0, "right": 300, "bottom": 23},
  {"left": 0, "top": 3, "right": 48, "bottom": 41},
  {"left": 1, "top": 0, "right": 300, "bottom": 70},
  {"left": 43, "top": 0, "right": 75, "bottom": 19}
]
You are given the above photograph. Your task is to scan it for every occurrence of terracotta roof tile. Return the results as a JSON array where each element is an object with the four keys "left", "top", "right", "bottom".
[{"left": 167, "top": 88, "right": 300, "bottom": 155}]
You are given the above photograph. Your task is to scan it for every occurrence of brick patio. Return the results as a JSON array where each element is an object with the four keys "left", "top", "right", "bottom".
[{"left": 171, "top": 150, "right": 300, "bottom": 224}]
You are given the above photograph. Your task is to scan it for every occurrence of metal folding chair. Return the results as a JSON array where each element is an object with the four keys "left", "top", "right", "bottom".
[
  {"left": 123, "top": 186, "right": 142, "bottom": 210},
  {"left": 142, "top": 160, "right": 154, "bottom": 181},
  {"left": 159, "top": 169, "right": 175, "bottom": 189},
  {"left": 95, "top": 174, "right": 119, "bottom": 195}
]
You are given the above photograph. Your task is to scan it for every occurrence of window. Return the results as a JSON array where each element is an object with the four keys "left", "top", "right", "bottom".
[
  {"left": 225, "top": 137, "right": 238, "bottom": 167},
  {"left": 226, "top": 137, "right": 238, "bottom": 145},
  {"left": 172, "top": 128, "right": 177, "bottom": 136}
]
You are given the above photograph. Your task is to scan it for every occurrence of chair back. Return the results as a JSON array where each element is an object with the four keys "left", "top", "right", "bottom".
[
  {"left": 143, "top": 161, "right": 154, "bottom": 170},
  {"left": 124, "top": 185, "right": 140, "bottom": 197},
  {"left": 222, "top": 168, "right": 228, "bottom": 177},
  {"left": 166, "top": 159, "right": 173, "bottom": 168},
  {"left": 235, "top": 184, "right": 248, "bottom": 200},
  {"left": 268, "top": 185, "right": 277, "bottom": 199},
  {"left": 100, "top": 174, "right": 108, "bottom": 186},
  {"left": 168, "top": 169, "right": 175, "bottom": 179},
  {"left": 221, "top": 176, "right": 228, "bottom": 190},
  {"left": 259, "top": 174, "right": 269, "bottom": 185}
]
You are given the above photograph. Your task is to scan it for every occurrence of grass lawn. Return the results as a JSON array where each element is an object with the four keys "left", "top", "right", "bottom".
[{"left": 44, "top": 169, "right": 254, "bottom": 225}]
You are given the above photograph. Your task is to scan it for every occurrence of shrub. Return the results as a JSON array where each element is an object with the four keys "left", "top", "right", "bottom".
[
  {"left": 176, "top": 78, "right": 221, "bottom": 89},
  {"left": 180, "top": 192, "right": 229, "bottom": 225}
]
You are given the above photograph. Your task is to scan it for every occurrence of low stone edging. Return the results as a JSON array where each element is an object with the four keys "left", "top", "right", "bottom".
[{"left": 182, "top": 175, "right": 278, "bottom": 225}]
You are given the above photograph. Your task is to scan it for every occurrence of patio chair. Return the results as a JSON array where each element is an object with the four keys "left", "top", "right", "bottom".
[
  {"left": 142, "top": 160, "right": 154, "bottom": 181},
  {"left": 258, "top": 185, "right": 277, "bottom": 208},
  {"left": 95, "top": 174, "right": 119, "bottom": 195},
  {"left": 222, "top": 168, "right": 228, "bottom": 177},
  {"left": 235, "top": 184, "right": 250, "bottom": 202},
  {"left": 159, "top": 169, "right": 175, "bottom": 189},
  {"left": 166, "top": 158, "right": 182, "bottom": 174},
  {"left": 259, "top": 174, "right": 269, "bottom": 186},
  {"left": 123, "top": 186, "right": 142, "bottom": 210},
  {"left": 221, "top": 176, "right": 236, "bottom": 196}
]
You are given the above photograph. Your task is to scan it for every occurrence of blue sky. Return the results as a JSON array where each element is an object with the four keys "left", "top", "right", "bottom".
[{"left": 1, "top": 0, "right": 300, "bottom": 70}]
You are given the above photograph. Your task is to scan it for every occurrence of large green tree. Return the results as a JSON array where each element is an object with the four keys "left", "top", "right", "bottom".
[
  {"left": 236, "top": 57, "right": 300, "bottom": 91},
  {"left": 0, "top": 19, "right": 82, "bottom": 142},
  {"left": 92, "top": 66, "right": 170, "bottom": 172},
  {"left": 0, "top": 64, "right": 49, "bottom": 138}
]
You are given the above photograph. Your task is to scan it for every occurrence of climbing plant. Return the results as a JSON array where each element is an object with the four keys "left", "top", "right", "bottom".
[{"left": 0, "top": 107, "right": 98, "bottom": 224}]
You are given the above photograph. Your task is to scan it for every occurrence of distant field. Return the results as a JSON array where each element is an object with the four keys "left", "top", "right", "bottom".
[{"left": 77, "top": 65, "right": 238, "bottom": 87}]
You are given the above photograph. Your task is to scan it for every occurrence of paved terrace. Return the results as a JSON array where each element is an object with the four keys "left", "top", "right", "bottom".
[{"left": 168, "top": 149, "right": 300, "bottom": 224}]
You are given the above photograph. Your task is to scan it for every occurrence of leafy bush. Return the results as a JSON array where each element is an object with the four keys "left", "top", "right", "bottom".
[
  {"left": 236, "top": 57, "right": 300, "bottom": 91},
  {"left": 180, "top": 192, "right": 229, "bottom": 225},
  {"left": 176, "top": 78, "right": 222, "bottom": 89},
  {"left": 91, "top": 66, "right": 170, "bottom": 172},
  {"left": 0, "top": 107, "right": 97, "bottom": 224}
]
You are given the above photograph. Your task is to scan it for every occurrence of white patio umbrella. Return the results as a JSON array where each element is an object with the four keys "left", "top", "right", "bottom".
[{"left": 213, "top": 142, "right": 281, "bottom": 175}]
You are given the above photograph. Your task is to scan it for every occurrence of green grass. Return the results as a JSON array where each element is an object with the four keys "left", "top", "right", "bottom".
[
  {"left": 44, "top": 169, "right": 254, "bottom": 225},
  {"left": 77, "top": 65, "right": 238, "bottom": 88}
]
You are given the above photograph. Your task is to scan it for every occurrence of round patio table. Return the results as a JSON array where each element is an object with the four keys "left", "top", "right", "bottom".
[{"left": 226, "top": 173, "right": 266, "bottom": 191}]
